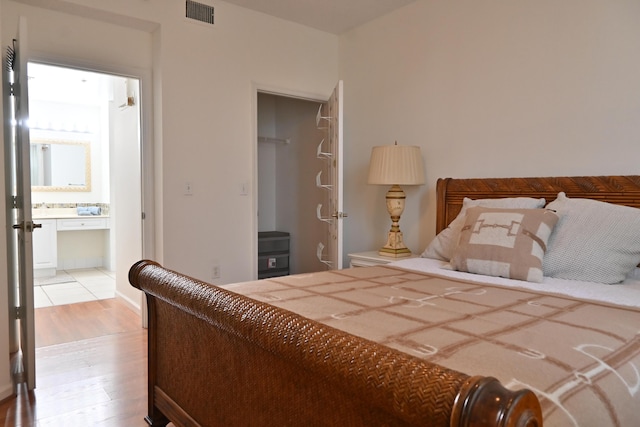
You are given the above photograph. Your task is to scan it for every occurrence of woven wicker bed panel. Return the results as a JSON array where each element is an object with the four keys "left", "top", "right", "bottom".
[
  {"left": 436, "top": 175, "right": 640, "bottom": 233},
  {"left": 137, "top": 263, "right": 471, "bottom": 426},
  {"left": 131, "top": 261, "right": 543, "bottom": 427},
  {"left": 155, "top": 300, "right": 431, "bottom": 426}
]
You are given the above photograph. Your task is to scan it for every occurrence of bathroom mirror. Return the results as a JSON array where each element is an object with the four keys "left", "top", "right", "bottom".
[{"left": 31, "top": 139, "right": 91, "bottom": 192}]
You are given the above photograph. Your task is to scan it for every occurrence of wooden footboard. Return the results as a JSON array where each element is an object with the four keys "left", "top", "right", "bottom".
[{"left": 129, "top": 260, "right": 542, "bottom": 427}]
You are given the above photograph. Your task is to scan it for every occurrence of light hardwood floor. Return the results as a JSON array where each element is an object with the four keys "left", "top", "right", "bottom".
[{"left": 0, "top": 298, "right": 153, "bottom": 426}]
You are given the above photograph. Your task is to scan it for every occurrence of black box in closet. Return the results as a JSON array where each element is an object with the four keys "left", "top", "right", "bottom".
[{"left": 258, "top": 231, "right": 290, "bottom": 279}]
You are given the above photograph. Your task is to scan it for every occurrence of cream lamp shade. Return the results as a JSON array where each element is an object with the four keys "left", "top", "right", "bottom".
[{"left": 368, "top": 143, "right": 425, "bottom": 257}]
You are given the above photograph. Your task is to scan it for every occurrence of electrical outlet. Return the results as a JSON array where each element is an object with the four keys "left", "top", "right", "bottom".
[
  {"left": 212, "top": 264, "right": 220, "bottom": 279},
  {"left": 184, "top": 182, "right": 193, "bottom": 195},
  {"left": 268, "top": 258, "right": 277, "bottom": 269}
]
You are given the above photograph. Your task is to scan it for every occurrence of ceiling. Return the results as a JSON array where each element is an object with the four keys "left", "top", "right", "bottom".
[{"left": 221, "top": 0, "right": 419, "bottom": 35}]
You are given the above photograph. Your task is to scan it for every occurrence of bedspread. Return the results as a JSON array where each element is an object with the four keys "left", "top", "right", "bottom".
[{"left": 224, "top": 266, "right": 640, "bottom": 426}]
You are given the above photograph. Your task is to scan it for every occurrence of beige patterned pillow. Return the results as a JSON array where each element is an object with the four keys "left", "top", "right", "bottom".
[
  {"left": 450, "top": 207, "right": 559, "bottom": 282},
  {"left": 422, "top": 197, "right": 546, "bottom": 261}
]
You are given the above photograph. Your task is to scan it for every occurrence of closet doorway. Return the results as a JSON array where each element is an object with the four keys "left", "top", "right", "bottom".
[
  {"left": 257, "top": 83, "right": 343, "bottom": 276},
  {"left": 28, "top": 63, "right": 144, "bottom": 314}
]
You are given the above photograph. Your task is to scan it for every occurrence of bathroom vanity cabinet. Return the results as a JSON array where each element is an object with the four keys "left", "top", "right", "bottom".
[
  {"left": 32, "top": 214, "right": 110, "bottom": 277},
  {"left": 32, "top": 219, "right": 58, "bottom": 277}
]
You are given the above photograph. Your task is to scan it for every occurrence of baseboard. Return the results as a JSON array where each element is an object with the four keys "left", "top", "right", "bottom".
[
  {"left": 34, "top": 267, "right": 56, "bottom": 278},
  {"left": 57, "top": 257, "right": 105, "bottom": 270},
  {"left": 115, "top": 290, "right": 141, "bottom": 315},
  {"left": 0, "top": 381, "right": 14, "bottom": 403}
]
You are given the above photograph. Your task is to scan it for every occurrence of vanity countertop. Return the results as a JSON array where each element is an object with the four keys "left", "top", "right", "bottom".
[{"left": 32, "top": 208, "right": 110, "bottom": 220}]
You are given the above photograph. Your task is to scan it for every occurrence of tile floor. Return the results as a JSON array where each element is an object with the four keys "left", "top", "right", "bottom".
[{"left": 34, "top": 268, "right": 116, "bottom": 308}]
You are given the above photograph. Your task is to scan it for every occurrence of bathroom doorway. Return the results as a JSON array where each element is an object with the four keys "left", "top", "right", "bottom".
[{"left": 27, "top": 62, "right": 144, "bottom": 312}]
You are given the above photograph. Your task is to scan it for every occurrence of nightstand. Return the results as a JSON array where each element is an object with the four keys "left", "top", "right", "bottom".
[{"left": 347, "top": 251, "right": 418, "bottom": 267}]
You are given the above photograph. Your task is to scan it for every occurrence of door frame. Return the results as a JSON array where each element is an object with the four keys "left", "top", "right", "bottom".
[
  {"left": 251, "top": 82, "right": 336, "bottom": 278},
  {"left": 26, "top": 52, "right": 155, "bottom": 314}
]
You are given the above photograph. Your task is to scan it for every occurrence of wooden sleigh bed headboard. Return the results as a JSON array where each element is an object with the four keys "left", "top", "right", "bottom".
[{"left": 436, "top": 175, "right": 640, "bottom": 233}]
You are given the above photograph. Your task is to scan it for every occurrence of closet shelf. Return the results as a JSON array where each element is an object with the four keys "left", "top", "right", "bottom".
[{"left": 258, "top": 136, "right": 290, "bottom": 144}]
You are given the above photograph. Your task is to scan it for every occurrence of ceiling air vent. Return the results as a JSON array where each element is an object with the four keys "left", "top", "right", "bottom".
[{"left": 186, "top": 0, "right": 214, "bottom": 25}]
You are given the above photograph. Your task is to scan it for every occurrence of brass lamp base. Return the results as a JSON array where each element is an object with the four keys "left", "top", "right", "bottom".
[{"left": 378, "top": 184, "right": 413, "bottom": 258}]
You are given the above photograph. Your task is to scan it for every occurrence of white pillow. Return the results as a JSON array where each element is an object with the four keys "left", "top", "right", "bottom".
[
  {"left": 544, "top": 192, "right": 640, "bottom": 284},
  {"left": 422, "top": 197, "right": 546, "bottom": 261}
]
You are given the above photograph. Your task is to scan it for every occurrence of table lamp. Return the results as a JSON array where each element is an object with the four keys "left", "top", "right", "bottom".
[{"left": 367, "top": 142, "right": 425, "bottom": 257}]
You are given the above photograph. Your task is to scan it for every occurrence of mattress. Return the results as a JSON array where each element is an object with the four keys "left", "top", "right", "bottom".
[{"left": 224, "top": 262, "right": 640, "bottom": 426}]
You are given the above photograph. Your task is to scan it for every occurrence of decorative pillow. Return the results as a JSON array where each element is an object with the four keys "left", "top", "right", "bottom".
[
  {"left": 544, "top": 192, "right": 640, "bottom": 284},
  {"left": 421, "top": 197, "right": 546, "bottom": 261},
  {"left": 449, "top": 207, "right": 559, "bottom": 282}
]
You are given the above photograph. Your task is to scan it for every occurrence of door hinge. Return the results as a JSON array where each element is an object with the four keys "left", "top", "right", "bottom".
[
  {"left": 14, "top": 306, "right": 21, "bottom": 320},
  {"left": 141, "top": 211, "right": 146, "bottom": 220},
  {"left": 11, "top": 196, "right": 18, "bottom": 209}
]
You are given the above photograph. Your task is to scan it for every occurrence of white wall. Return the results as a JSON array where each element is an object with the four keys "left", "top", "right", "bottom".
[
  {"left": 0, "top": 0, "right": 339, "bottom": 396},
  {"left": 109, "top": 77, "right": 142, "bottom": 307},
  {"left": 153, "top": 2, "right": 339, "bottom": 283},
  {"left": 7, "top": 0, "right": 636, "bottom": 400},
  {"left": 0, "top": 0, "right": 636, "bottom": 405},
  {"left": 2, "top": 0, "right": 338, "bottom": 276},
  {"left": 340, "top": 0, "right": 640, "bottom": 260}
]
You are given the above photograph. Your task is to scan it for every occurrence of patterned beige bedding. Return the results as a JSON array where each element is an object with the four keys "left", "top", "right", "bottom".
[{"left": 225, "top": 265, "right": 640, "bottom": 427}]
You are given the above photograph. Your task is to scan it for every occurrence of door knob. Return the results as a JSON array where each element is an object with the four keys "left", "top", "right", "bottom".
[{"left": 13, "top": 221, "right": 42, "bottom": 232}]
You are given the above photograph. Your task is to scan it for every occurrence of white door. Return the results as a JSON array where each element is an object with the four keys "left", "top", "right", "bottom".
[
  {"left": 4, "top": 17, "right": 37, "bottom": 390},
  {"left": 326, "top": 81, "right": 344, "bottom": 269}
]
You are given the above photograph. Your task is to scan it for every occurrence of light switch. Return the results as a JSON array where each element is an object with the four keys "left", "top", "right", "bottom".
[{"left": 184, "top": 182, "right": 193, "bottom": 195}]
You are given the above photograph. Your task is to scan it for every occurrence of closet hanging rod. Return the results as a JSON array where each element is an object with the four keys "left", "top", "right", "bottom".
[{"left": 258, "top": 136, "right": 290, "bottom": 144}]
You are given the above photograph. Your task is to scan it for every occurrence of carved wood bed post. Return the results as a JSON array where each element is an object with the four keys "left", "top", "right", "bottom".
[
  {"left": 129, "top": 260, "right": 170, "bottom": 427},
  {"left": 435, "top": 177, "right": 453, "bottom": 234},
  {"left": 452, "top": 376, "right": 542, "bottom": 427}
]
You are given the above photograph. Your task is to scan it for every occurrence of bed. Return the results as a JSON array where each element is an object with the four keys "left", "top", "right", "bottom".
[{"left": 129, "top": 175, "right": 640, "bottom": 427}]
